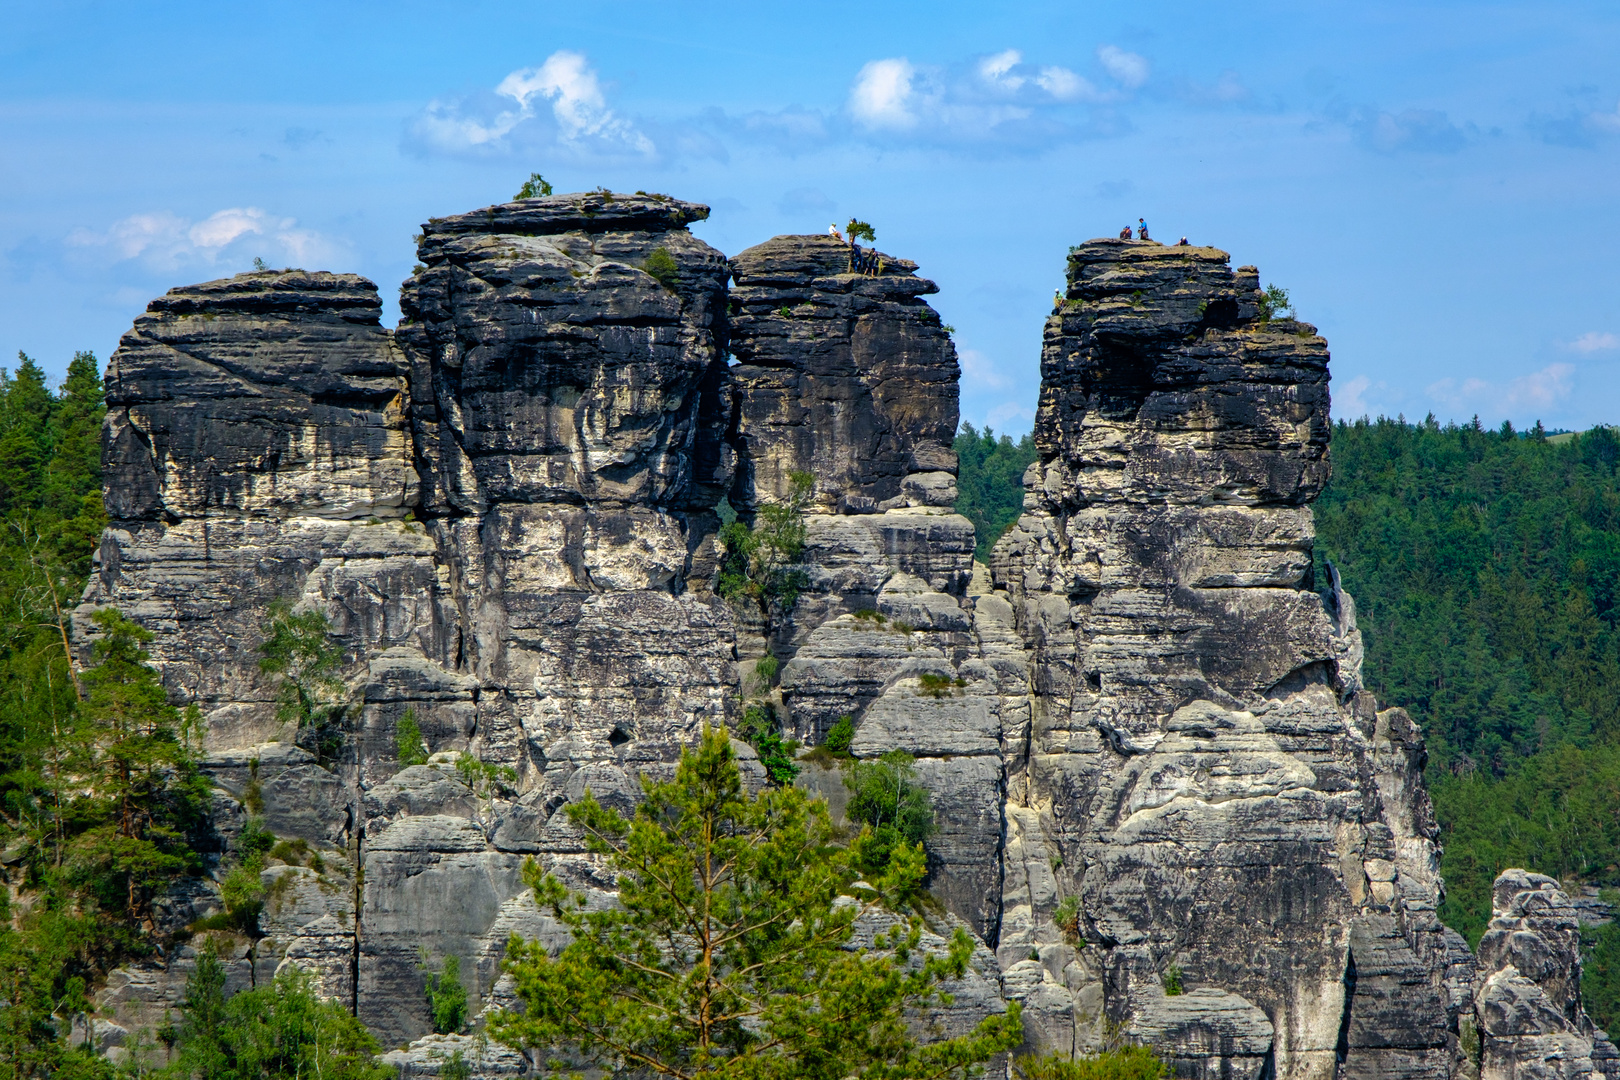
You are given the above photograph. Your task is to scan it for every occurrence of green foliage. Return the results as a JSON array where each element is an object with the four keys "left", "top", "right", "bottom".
[
  {"left": 954, "top": 423, "right": 1038, "bottom": 561},
  {"left": 1053, "top": 896, "right": 1082, "bottom": 945},
  {"left": 844, "top": 751, "right": 934, "bottom": 881},
  {"left": 1581, "top": 907, "right": 1620, "bottom": 1034},
  {"left": 717, "top": 470, "right": 814, "bottom": 613},
  {"left": 1314, "top": 419, "right": 1620, "bottom": 946},
  {"left": 424, "top": 952, "right": 469, "bottom": 1035},
  {"left": 257, "top": 602, "right": 348, "bottom": 760},
  {"left": 823, "top": 715, "right": 855, "bottom": 754},
  {"left": 514, "top": 172, "right": 553, "bottom": 199},
  {"left": 748, "top": 655, "right": 779, "bottom": 697},
  {"left": 394, "top": 709, "right": 428, "bottom": 767},
  {"left": 1015, "top": 1046, "right": 1167, "bottom": 1080},
  {"left": 917, "top": 671, "right": 967, "bottom": 698},
  {"left": 736, "top": 702, "right": 799, "bottom": 785},
  {"left": 1161, "top": 964, "right": 1182, "bottom": 996},
  {"left": 490, "top": 726, "right": 1021, "bottom": 1079},
  {"left": 68, "top": 608, "right": 210, "bottom": 924},
  {"left": 454, "top": 754, "right": 517, "bottom": 801},
  {"left": 439, "top": 1049, "right": 472, "bottom": 1080},
  {"left": 1257, "top": 283, "right": 1292, "bottom": 320},
  {"left": 642, "top": 247, "right": 680, "bottom": 291},
  {"left": 845, "top": 218, "right": 876, "bottom": 243},
  {"left": 169, "top": 950, "right": 394, "bottom": 1079}
]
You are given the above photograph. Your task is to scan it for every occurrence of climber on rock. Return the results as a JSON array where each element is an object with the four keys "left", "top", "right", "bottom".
[
  {"left": 829, "top": 223, "right": 843, "bottom": 241},
  {"left": 1119, "top": 225, "right": 1132, "bottom": 240},
  {"left": 1137, "top": 218, "right": 1150, "bottom": 241}
]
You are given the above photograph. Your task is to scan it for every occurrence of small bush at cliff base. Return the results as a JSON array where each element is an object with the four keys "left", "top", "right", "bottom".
[
  {"left": 1016, "top": 1046, "right": 1167, "bottom": 1079},
  {"left": 169, "top": 949, "right": 393, "bottom": 1079},
  {"left": 845, "top": 750, "right": 935, "bottom": 881},
  {"left": 425, "top": 952, "right": 469, "bottom": 1034},
  {"left": 489, "top": 726, "right": 1022, "bottom": 1078}
]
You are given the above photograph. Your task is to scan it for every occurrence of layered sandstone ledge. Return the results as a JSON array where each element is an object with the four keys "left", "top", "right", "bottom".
[{"left": 76, "top": 209, "right": 1615, "bottom": 1079}]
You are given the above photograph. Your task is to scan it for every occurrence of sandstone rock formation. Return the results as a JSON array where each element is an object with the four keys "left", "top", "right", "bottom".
[{"left": 77, "top": 203, "right": 1617, "bottom": 1079}]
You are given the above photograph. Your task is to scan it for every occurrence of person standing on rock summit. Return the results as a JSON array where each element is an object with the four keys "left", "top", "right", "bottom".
[{"left": 1137, "top": 218, "right": 1150, "bottom": 241}]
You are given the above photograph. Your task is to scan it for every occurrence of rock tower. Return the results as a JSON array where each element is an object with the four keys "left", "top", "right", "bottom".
[{"left": 77, "top": 201, "right": 1618, "bottom": 1079}]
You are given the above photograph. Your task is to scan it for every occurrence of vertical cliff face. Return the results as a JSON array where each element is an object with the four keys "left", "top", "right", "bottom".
[
  {"left": 83, "top": 270, "right": 444, "bottom": 1023},
  {"left": 989, "top": 240, "right": 1454, "bottom": 1079},
  {"left": 78, "top": 209, "right": 1619, "bottom": 1079},
  {"left": 726, "top": 234, "right": 959, "bottom": 513}
]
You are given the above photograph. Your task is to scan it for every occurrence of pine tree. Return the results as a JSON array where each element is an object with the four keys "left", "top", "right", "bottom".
[{"left": 492, "top": 726, "right": 1022, "bottom": 1079}]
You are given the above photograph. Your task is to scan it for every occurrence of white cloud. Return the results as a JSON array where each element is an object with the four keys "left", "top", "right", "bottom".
[
  {"left": 979, "top": 50, "right": 1025, "bottom": 92},
  {"left": 1036, "top": 66, "right": 1094, "bottom": 102},
  {"left": 850, "top": 58, "right": 919, "bottom": 129},
  {"left": 1097, "top": 45, "right": 1149, "bottom": 89},
  {"left": 959, "top": 348, "right": 1011, "bottom": 390},
  {"left": 188, "top": 207, "right": 270, "bottom": 249},
  {"left": 843, "top": 48, "right": 1128, "bottom": 148},
  {"left": 68, "top": 207, "right": 340, "bottom": 272},
  {"left": 1592, "top": 101, "right": 1620, "bottom": 134},
  {"left": 1427, "top": 362, "right": 1575, "bottom": 417},
  {"left": 1570, "top": 331, "right": 1619, "bottom": 354},
  {"left": 408, "top": 50, "right": 655, "bottom": 160},
  {"left": 1335, "top": 374, "right": 1374, "bottom": 418}
]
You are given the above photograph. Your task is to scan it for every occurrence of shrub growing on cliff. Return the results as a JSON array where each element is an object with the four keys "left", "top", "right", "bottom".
[
  {"left": 424, "top": 952, "right": 469, "bottom": 1034},
  {"left": 258, "top": 602, "right": 348, "bottom": 761},
  {"left": 490, "top": 726, "right": 1021, "bottom": 1078},
  {"left": 514, "top": 172, "right": 553, "bottom": 199},
  {"left": 395, "top": 708, "right": 428, "bottom": 767},
  {"left": 845, "top": 750, "right": 935, "bottom": 881},
  {"left": 717, "top": 470, "right": 814, "bottom": 613},
  {"left": 736, "top": 701, "right": 798, "bottom": 785},
  {"left": 1016, "top": 1047, "right": 1167, "bottom": 1079},
  {"left": 1256, "top": 283, "right": 1292, "bottom": 321},
  {"left": 642, "top": 246, "right": 680, "bottom": 291},
  {"left": 169, "top": 950, "right": 393, "bottom": 1079}
]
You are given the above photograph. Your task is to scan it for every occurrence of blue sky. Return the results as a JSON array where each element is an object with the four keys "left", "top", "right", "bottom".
[{"left": 3, "top": 1, "right": 1618, "bottom": 435}]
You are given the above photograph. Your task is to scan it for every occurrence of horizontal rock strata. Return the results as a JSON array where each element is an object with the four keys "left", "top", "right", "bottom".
[{"left": 76, "top": 210, "right": 1609, "bottom": 1080}]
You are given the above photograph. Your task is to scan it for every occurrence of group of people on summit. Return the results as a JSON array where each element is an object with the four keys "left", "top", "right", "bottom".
[
  {"left": 828, "top": 220, "right": 883, "bottom": 276},
  {"left": 1117, "top": 218, "right": 1193, "bottom": 245}
]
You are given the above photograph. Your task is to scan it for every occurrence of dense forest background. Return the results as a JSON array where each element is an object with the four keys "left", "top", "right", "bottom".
[{"left": 954, "top": 415, "right": 1620, "bottom": 1029}]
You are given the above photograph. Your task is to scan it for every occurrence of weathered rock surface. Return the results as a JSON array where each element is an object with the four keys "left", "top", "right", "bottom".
[
  {"left": 988, "top": 240, "right": 1452, "bottom": 1079},
  {"left": 78, "top": 212, "right": 1609, "bottom": 1080},
  {"left": 726, "top": 234, "right": 958, "bottom": 513},
  {"left": 1472, "top": 871, "right": 1620, "bottom": 1080}
]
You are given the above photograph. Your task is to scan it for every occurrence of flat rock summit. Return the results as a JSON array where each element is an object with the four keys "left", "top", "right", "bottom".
[{"left": 77, "top": 191, "right": 1618, "bottom": 1079}]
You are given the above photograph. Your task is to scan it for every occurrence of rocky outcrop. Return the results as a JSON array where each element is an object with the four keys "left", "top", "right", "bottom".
[
  {"left": 1473, "top": 871, "right": 1620, "bottom": 1080},
  {"left": 726, "top": 234, "right": 958, "bottom": 514},
  {"left": 987, "top": 240, "right": 1455, "bottom": 1079},
  {"left": 77, "top": 206, "right": 1610, "bottom": 1080}
]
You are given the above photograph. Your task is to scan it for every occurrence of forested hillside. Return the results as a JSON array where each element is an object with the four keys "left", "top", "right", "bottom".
[
  {"left": 953, "top": 424, "right": 1038, "bottom": 560},
  {"left": 1313, "top": 417, "right": 1620, "bottom": 1024}
]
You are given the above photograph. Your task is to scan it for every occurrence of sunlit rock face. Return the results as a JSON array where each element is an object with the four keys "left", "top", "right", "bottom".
[
  {"left": 85, "top": 216, "right": 1601, "bottom": 1080},
  {"left": 987, "top": 239, "right": 1457, "bottom": 1080}
]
